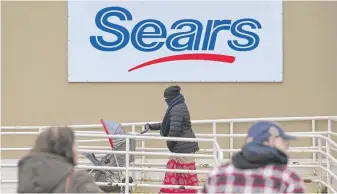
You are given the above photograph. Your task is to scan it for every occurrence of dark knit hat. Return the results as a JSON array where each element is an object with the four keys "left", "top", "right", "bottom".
[{"left": 164, "top": 85, "right": 181, "bottom": 99}]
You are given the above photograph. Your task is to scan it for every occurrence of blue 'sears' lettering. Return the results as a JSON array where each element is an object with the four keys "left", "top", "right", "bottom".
[{"left": 89, "top": 6, "right": 262, "bottom": 52}]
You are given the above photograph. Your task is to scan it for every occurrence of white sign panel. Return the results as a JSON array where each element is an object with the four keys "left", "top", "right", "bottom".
[{"left": 68, "top": 1, "right": 283, "bottom": 82}]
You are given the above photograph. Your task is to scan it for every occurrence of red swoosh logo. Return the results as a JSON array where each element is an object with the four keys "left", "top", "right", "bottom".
[{"left": 128, "top": 53, "right": 236, "bottom": 72}]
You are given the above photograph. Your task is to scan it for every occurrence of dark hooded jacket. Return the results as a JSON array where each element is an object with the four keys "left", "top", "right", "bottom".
[
  {"left": 150, "top": 102, "right": 199, "bottom": 153},
  {"left": 232, "top": 142, "right": 288, "bottom": 169},
  {"left": 150, "top": 86, "right": 199, "bottom": 153},
  {"left": 17, "top": 152, "right": 101, "bottom": 193}
]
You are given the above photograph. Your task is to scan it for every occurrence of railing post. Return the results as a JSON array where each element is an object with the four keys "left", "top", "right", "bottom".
[
  {"left": 318, "top": 138, "right": 323, "bottom": 184},
  {"left": 141, "top": 125, "right": 146, "bottom": 183},
  {"left": 212, "top": 122, "right": 217, "bottom": 164},
  {"left": 326, "top": 139, "right": 331, "bottom": 193},
  {"left": 328, "top": 119, "right": 332, "bottom": 142},
  {"left": 327, "top": 119, "right": 332, "bottom": 193},
  {"left": 125, "top": 137, "right": 130, "bottom": 194},
  {"left": 229, "top": 122, "right": 234, "bottom": 159},
  {"left": 131, "top": 125, "right": 135, "bottom": 192},
  {"left": 312, "top": 120, "right": 316, "bottom": 162}
]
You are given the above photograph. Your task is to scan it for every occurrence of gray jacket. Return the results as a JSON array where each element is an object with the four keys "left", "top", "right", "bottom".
[
  {"left": 151, "top": 102, "right": 199, "bottom": 153},
  {"left": 17, "top": 152, "right": 101, "bottom": 193}
]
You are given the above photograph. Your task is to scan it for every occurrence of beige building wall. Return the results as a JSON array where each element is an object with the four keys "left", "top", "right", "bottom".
[{"left": 1, "top": 1, "right": 337, "bottom": 160}]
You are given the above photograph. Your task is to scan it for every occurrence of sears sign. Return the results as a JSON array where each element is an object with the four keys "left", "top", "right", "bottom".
[{"left": 68, "top": 1, "right": 283, "bottom": 82}]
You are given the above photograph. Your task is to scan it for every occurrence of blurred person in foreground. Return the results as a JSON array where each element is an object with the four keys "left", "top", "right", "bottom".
[
  {"left": 17, "top": 126, "right": 101, "bottom": 193},
  {"left": 145, "top": 85, "right": 199, "bottom": 193},
  {"left": 202, "top": 121, "right": 305, "bottom": 193}
]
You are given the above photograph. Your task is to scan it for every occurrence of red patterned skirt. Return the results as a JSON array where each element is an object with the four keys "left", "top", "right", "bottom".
[{"left": 159, "top": 156, "right": 199, "bottom": 193}]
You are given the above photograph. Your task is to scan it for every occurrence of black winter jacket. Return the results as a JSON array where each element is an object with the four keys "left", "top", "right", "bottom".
[{"left": 150, "top": 102, "right": 199, "bottom": 153}]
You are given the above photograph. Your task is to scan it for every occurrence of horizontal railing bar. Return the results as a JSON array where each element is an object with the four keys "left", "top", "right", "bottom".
[
  {"left": 2, "top": 131, "right": 334, "bottom": 139},
  {"left": 2, "top": 159, "right": 326, "bottom": 167},
  {"left": 129, "top": 162, "right": 324, "bottom": 167},
  {"left": 77, "top": 139, "right": 108, "bottom": 143},
  {"left": 120, "top": 182, "right": 203, "bottom": 189},
  {"left": 0, "top": 177, "right": 329, "bottom": 190},
  {"left": 50, "top": 160, "right": 337, "bottom": 168},
  {"left": 77, "top": 165, "right": 210, "bottom": 173},
  {"left": 0, "top": 132, "right": 214, "bottom": 142},
  {"left": 77, "top": 134, "right": 213, "bottom": 142},
  {"left": 78, "top": 149, "right": 214, "bottom": 158},
  {"left": 90, "top": 176, "right": 322, "bottom": 184},
  {"left": 0, "top": 148, "right": 214, "bottom": 158},
  {"left": 0, "top": 143, "right": 326, "bottom": 151},
  {"left": 2, "top": 116, "right": 337, "bottom": 130},
  {"left": 0, "top": 163, "right": 320, "bottom": 169},
  {"left": 1, "top": 148, "right": 32, "bottom": 151},
  {"left": 96, "top": 176, "right": 321, "bottom": 184},
  {"left": 0, "top": 147, "right": 323, "bottom": 153},
  {"left": 74, "top": 131, "right": 329, "bottom": 136},
  {"left": 1, "top": 180, "right": 19, "bottom": 183},
  {"left": 0, "top": 165, "right": 209, "bottom": 174},
  {"left": 0, "top": 180, "right": 204, "bottom": 189},
  {"left": 75, "top": 146, "right": 331, "bottom": 151}
]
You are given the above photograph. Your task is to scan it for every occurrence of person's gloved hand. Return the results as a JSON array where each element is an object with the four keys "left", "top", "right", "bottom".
[
  {"left": 144, "top": 123, "right": 151, "bottom": 130},
  {"left": 140, "top": 123, "right": 151, "bottom": 135}
]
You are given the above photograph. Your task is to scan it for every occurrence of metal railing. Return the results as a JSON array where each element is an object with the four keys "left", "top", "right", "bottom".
[
  {"left": 1, "top": 116, "right": 337, "bottom": 193},
  {"left": 1, "top": 133, "right": 222, "bottom": 193}
]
